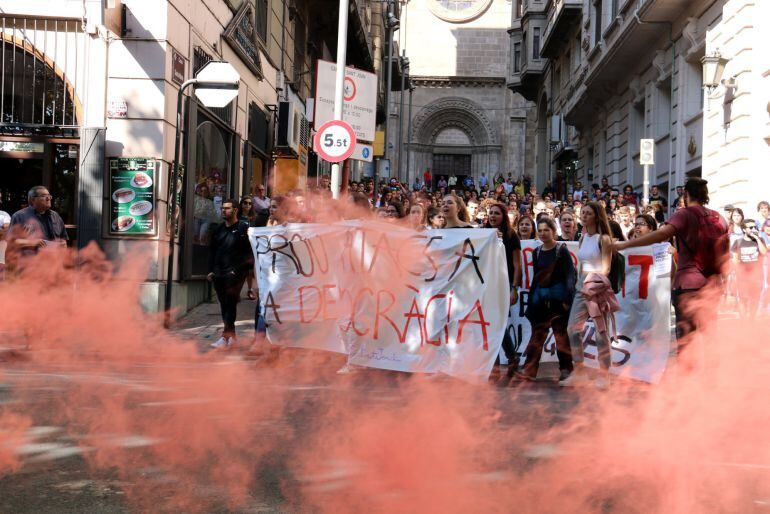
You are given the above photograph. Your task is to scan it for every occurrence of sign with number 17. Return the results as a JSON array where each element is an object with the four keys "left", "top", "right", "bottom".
[{"left": 314, "top": 120, "right": 357, "bottom": 163}]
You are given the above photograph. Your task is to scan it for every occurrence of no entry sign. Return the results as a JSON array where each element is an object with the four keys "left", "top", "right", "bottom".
[{"left": 314, "top": 120, "right": 356, "bottom": 163}]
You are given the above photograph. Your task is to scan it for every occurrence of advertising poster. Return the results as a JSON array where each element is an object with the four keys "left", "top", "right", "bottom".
[{"left": 109, "top": 157, "right": 157, "bottom": 236}]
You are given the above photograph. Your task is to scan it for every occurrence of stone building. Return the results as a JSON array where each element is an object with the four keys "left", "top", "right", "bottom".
[
  {"left": 389, "top": 0, "right": 532, "bottom": 186},
  {"left": 0, "top": 0, "right": 381, "bottom": 316},
  {"left": 509, "top": 0, "right": 770, "bottom": 211}
]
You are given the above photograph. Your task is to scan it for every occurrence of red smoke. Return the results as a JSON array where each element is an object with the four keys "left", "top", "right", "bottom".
[{"left": 0, "top": 197, "right": 769, "bottom": 512}]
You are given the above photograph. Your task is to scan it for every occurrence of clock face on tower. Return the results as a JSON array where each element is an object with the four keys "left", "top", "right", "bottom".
[{"left": 428, "top": 0, "right": 493, "bottom": 22}]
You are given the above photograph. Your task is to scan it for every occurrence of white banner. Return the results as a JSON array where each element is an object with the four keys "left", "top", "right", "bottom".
[
  {"left": 250, "top": 223, "right": 509, "bottom": 382},
  {"left": 250, "top": 225, "right": 672, "bottom": 383},
  {"left": 506, "top": 241, "right": 672, "bottom": 383}
]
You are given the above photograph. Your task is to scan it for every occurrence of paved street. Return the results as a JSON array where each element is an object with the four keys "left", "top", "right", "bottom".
[{"left": 1, "top": 295, "right": 768, "bottom": 513}]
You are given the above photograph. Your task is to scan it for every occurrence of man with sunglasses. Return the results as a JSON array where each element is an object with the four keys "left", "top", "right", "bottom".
[
  {"left": 731, "top": 218, "right": 767, "bottom": 316},
  {"left": 7, "top": 186, "right": 68, "bottom": 258}
]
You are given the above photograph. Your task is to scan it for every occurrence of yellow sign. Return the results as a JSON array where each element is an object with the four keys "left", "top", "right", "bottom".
[{"left": 373, "top": 131, "right": 385, "bottom": 157}]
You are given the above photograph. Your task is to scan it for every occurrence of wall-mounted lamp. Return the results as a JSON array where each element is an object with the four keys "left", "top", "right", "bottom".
[{"left": 701, "top": 51, "right": 728, "bottom": 92}]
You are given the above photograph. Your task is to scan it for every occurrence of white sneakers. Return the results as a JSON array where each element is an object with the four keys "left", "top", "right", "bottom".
[
  {"left": 336, "top": 363, "right": 358, "bottom": 375},
  {"left": 209, "top": 336, "right": 236, "bottom": 349},
  {"left": 559, "top": 370, "right": 592, "bottom": 387},
  {"left": 559, "top": 367, "right": 611, "bottom": 390}
]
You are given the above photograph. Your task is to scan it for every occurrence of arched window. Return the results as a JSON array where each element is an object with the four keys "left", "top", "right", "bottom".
[{"left": 1, "top": 26, "right": 78, "bottom": 126}]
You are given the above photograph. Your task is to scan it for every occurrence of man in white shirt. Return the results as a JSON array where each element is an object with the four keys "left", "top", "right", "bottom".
[
  {"left": 479, "top": 173, "right": 488, "bottom": 188},
  {"left": 448, "top": 175, "right": 457, "bottom": 187},
  {"left": 252, "top": 185, "right": 271, "bottom": 227}
]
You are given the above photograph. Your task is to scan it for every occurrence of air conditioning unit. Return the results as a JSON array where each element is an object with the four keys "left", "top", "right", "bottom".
[{"left": 277, "top": 100, "right": 304, "bottom": 155}]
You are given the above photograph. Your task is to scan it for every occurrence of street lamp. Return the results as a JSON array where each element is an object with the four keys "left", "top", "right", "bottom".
[
  {"left": 701, "top": 51, "right": 728, "bottom": 93},
  {"left": 164, "top": 61, "right": 240, "bottom": 328}
]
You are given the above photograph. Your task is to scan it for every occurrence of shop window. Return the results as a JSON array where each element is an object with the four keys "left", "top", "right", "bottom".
[
  {"left": 191, "top": 115, "right": 232, "bottom": 276},
  {"left": 243, "top": 103, "right": 269, "bottom": 197}
]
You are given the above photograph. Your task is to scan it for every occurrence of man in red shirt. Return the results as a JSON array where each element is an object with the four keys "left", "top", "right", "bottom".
[
  {"left": 423, "top": 169, "right": 432, "bottom": 191},
  {"left": 615, "top": 178, "right": 729, "bottom": 348}
]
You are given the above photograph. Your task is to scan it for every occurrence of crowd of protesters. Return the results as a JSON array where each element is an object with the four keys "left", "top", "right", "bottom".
[
  {"left": 0, "top": 172, "right": 759, "bottom": 388},
  {"left": 223, "top": 172, "right": 770, "bottom": 388}
]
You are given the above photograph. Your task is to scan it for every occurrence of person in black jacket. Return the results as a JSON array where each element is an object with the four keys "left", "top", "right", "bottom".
[
  {"left": 207, "top": 199, "right": 253, "bottom": 349},
  {"left": 515, "top": 218, "right": 577, "bottom": 382}
]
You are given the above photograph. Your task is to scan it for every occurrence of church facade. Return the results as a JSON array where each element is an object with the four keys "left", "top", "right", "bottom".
[{"left": 390, "top": 0, "right": 533, "bottom": 186}]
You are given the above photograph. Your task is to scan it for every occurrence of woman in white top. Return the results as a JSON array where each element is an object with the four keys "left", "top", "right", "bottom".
[{"left": 561, "top": 201, "right": 614, "bottom": 389}]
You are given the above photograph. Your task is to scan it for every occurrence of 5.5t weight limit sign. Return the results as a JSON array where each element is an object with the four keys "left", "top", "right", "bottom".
[{"left": 314, "top": 120, "right": 356, "bottom": 163}]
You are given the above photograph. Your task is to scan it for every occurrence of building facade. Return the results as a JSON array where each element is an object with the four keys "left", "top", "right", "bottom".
[
  {"left": 389, "top": 0, "right": 532, "bottom": 187},
  {"left": 0, "top": 0, "right": 382, "bottom": 316},
  {"left": 509, "top": 0, "right": 770, "bottom": 211}
]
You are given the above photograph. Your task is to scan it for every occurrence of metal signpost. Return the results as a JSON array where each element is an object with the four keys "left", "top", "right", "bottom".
[
  {"left": 329, "top": 0, "right": 350, "bottom": 199},
  {"left": 640, "top": 138, "right": 655, "bottom": 206},
  {"left": 164, "top": 61, "right": 240, "bottom": 327}
]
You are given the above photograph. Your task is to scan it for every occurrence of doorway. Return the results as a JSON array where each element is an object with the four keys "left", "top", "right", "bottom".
[
  {"left": 0, "top": 141, "right": 79, "bottom": 240},
  {"left": 432, "top": 153, "right": 471, "bottom": 189}
]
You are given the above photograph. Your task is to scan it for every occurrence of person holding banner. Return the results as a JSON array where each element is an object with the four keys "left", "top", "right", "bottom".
[
  {"left": 615, "top": 178, "right": 729, "bottom": 349},
  {"left": 561, "top": 202, "right": 615, "bottom": 389},
  {"left": 441, "top": 194, "right": 473, "bottom": 228},
  {"left": 516, "top": 218, "right": 577, "bottom": 382},
  {"left": 485, "top": 203, "right": 523, "bottom": 371}
]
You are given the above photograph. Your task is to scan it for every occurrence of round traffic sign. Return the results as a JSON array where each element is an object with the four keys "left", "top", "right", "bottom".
[
  {"left": 344, "top": 77, "right": 357, "bottom": 101},
  {"left": 314, "top": 120, "right": 356, "bottom": 163}
]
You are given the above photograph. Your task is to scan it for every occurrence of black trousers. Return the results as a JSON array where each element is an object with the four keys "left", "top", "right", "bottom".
[
  {"left": 521, "top": 313, "right": 573, "bottom": 378},
  {"left": 213, "top": 273, "right": 246, "bottom": 336}
]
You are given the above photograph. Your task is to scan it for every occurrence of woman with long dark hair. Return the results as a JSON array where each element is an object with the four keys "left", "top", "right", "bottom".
[
  {"left": 516, "top": 218, "right": 577, "bottom": 382},
  {"left": 561, "top": 201, "right": 616, "bottom": 390},
  {"left": 484, "top": 202, "right": 523, "bottom": 378}
]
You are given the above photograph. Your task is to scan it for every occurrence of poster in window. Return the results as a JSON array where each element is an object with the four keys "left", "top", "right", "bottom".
[{"left": 109, "top": 157, "right": 158, "bottom": 236}]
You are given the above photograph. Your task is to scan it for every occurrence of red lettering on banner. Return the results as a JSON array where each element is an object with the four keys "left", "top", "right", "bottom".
[
  {"left": 628, "top": 255, "right": 654, "bottom": 300},
  {"left": 351, "top": 288, "right": 374, "bottom": 336},
  {"left": 403, "top": 297, "right": 426, "bottom": 345},
  {"left": 374, "top": 289, "right": 406, "bottom": 342},
  {"left": 424, "top": 293, "right": 448, "bottom": 346},
  {"left": 298, "top": 286, "right": 321, "bottom": 322},
  {"left": 321, "top": 284, "right": 337, "bottom": 321},
  {"left": 522, "top": 247, "right": 536, "bottom": 289},
  {"left": 338, "top": 287, "right": 353, "bottom": 333},
  {"left": 456, "top": 299, "right": 491, "bottom": 350}
]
